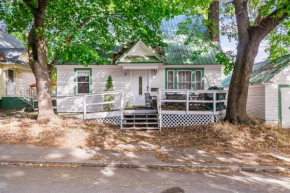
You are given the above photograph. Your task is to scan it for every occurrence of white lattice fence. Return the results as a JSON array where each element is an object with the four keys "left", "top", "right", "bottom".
[
  {"left": 95, "top": 116, "right": 121, "bottom": 125},
  {"left": 162, "top": 114, "right": 214, "bottom": 127}
]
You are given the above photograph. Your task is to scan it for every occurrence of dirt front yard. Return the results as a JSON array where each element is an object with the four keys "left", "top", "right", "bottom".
[{"left": 1, "top": 110, "right": 290, "bottom": 166}]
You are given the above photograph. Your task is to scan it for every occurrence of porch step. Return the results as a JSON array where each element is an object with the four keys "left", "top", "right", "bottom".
[
  {"left": 123, "top": 113, "right": 157, "bottom": 116},
  {"left": 123, "top": 122, "right": 159, "bottom": 125},
  {"left": 123, "top": 118, "right": 158, "bottom": 120},
  {"left": 121, "top": 127, "right": 160, "bottom": 131},
  {"left": 122, "top": 112, "right": 160, "bottom": 130}
]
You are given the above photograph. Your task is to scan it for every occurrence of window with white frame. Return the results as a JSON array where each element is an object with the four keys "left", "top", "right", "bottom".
[
  {"left": 195, "top": 71, "right": 202, "bottom": 90},
  {"left": 167, "top": 70, "right": 174, "bottom": 89},
  {"left": 177, "top": 71, "right": 191, "bottom": 89},
  {"left": 77, "top": 71, "right": 90, "bottom": 94}
]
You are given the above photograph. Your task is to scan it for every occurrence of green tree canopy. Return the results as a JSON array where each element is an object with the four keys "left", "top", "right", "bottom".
[
  {"left": 177, "top": 0, "right": 290, "bottom": 75},
  {"left": 0, "top": 0, "right": 182, "bottom": 67},
  {"left": 0, "top": 0, "right": 182, "bottom": 121}
]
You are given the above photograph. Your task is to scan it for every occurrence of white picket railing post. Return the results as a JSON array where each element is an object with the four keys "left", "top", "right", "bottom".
[
  {"left": 83, "top": 94, "right": 86, "bottom": 120},
  {"left": 186, "top": 90, "right": 189, "bottom": 114},
  {"left": 213, "top": 90, "right": 216, "bottom": 115},
  {"left": 158, "top": 89, "right": 162, "bottom": 130},
  {"left": 120, "top": 91, "right": 124, "bottom": 129}
]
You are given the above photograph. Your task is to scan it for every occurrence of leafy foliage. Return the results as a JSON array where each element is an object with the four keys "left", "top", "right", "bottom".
[
  {"left": 0, "top": 0, "right": 182, "bottom": 66},
  {"left": 266, "top": 23, "right": 290, "bottom": 61},
  {"left": 177, "top": 0, "right": 290, "bottom": 74}
]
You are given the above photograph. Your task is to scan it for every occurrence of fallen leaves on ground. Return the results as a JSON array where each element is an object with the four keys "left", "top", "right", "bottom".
[{"left": 1, "top": 112, "right": 290, "bottom": 166}]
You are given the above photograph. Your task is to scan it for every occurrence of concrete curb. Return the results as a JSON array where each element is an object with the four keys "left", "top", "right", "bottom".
[{"left": 1, "top": 159, "right": 289, "bottom": 172}]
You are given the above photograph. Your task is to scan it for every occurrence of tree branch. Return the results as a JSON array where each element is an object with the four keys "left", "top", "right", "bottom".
[
  {"left": 49, "top": 13, "right": 94, "bottom": 66},
  {"left": 23, "top": 0, "right": 37, "bottom": 12},
  {"left": 233, "top": 0, "right": 250, "bottom": 43},
  {"left": 250, "top": 3, "right": 289, "bottom": 41},
  {"left": 49, "top": 11, "right": 130, "bottom": 67}
]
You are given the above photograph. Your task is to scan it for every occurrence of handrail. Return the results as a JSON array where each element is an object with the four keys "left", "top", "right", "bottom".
[
  {"left": 120, "top": 91, "right": 124, "bottom": 129},
  {"left": 159, "top": 89, "right": 228, "bottom": 115},
  {"left": 157, "top": 90, "right": 162, "bottom": 130},
  {"left": 80, "top": 90, "right": 123, "bottom": 120}
]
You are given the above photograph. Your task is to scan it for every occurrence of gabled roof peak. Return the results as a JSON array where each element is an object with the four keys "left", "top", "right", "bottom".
[{"left": 116, "top": 40, "right": 164, "bottom": 64}]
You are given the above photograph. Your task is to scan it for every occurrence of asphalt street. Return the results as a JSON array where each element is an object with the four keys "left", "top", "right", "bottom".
[{"left": 0, "top": 165, "right": 289, "bottom": 193}]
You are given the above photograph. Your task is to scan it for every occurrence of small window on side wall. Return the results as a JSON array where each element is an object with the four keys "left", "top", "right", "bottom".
[
  {"left": 195, "top": 71, "right": 202, "bottom": 90},
  {"left": 77, "top": 71, "right": 90, "bottom": 94},
  {"left": 167, "top": 71, "right": 174, "bottom": 89}
]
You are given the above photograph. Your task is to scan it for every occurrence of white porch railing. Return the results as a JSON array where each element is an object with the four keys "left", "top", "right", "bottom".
[
  {"left": 17, "top": 87, "right": 37, "bottom": 107},
  {"left": 57, "top": 91, "right": 124, "bottom": 120},
  {"left": 158, "top": 89, "right": 228, "bottom": 115},
  {"left": 156, "top": 90, "right": 162, "bottom": 130}
]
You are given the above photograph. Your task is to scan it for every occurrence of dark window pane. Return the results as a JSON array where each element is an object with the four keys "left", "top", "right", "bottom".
[
  {"left": 78, "top": 76, "right": 83, "bottom": 82},
  {"left": 196, "top": 71, "right": 202, "bottom": 82},
  {"left": 168, "top": 83, "right": 173, "bottom": 89},
  {"left": 168, "top": 71, "right": 173, "bottom": 82},
  {"left": 8, "top": 70, "right": 14, "bottom": 82},
  {"left": 196, "top": 82, "right": 201, "bottom": 90},
  {"left": 78, "top": 76, "right": 89, "bottom": 83},
  {"left": 178, "top": 71, "right": 191, "bottom": 82},
  {"left": 178, "top": 83, "right": 191, "bottom": 89},
  {"left": 78, "top": 83, "right": 89, "bottom": 93}
]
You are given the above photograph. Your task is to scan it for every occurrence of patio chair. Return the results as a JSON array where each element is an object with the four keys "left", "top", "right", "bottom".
[{"left": 145, "top": 93, "right": 153, "bottom": 108}]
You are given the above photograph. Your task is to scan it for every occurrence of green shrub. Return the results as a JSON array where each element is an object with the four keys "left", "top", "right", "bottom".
[{"left": 103, "top": 75, "right": 114, "bottom": 111}]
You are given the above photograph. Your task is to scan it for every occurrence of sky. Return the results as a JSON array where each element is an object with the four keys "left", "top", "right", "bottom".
[
  {"left": 220, "top": 35, "right": 269, "bottom": 63},
  {"left": 219, "top": 35, "right": 269, "bottom": 79}
]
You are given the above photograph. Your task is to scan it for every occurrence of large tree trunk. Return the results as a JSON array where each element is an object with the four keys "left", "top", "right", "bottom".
[
  {"left": 26, "top": 0, "right": 56, "bottom": 122},
  {"left": 224, "top": 0, "right": 288, "bottom": 124},
  {"left": 225, "top": 40, "right": 260, "bottom": 123},
  {"left": 28, "top": 25, "right": 56, "bottom": 122}
]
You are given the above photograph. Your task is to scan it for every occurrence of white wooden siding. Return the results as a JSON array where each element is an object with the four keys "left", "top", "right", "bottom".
[
  {"left": 57, "top": 65, "right": 130, "bottom": 112},
  {"left": 247, "top": 85, "right": 265, "bottom": 120},
  {"left": 0, "top": 66, "right": 34, "bottom": 99},
  {"left": 203, "top": 66, "right": 222, "bottom": 89},
  {"left": 17, "top": 69, "right": 35, "bottom": 94},
  {"left": 150, "top": 68, "right": 165, "bottom": 90},
  {"left": 0, "top": 66, "right": 5, "bottom": 99},
  {"left": 265, "top": 84, "right": 279, "bottom": 125}
]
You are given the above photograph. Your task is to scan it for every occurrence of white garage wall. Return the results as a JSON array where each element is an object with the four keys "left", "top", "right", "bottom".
[
  {"left": 263, "top": 66, "right": 290, "bottom": 126},
  {"left": 247, "top": 85, "right": 265, "bottom": 120}
]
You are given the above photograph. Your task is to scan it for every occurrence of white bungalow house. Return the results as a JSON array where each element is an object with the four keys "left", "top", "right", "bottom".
[
  {"left": 56, "top": 15, "right": 227, "bottom": 129},
  {"left": 0, "top": 27, "right": 35, "bottom": 110},
  {"left": 222, "top": 54, "right": 290, "bottom": 128}
]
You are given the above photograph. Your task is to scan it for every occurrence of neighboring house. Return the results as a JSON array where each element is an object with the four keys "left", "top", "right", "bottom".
[
  {"left": 0, "top": 27, "right": 35, "bottom": 110},
  {"left": 56, "top": 14, "right": 226, "bottom": 129},
  {"left": 222, "top": 54, "right": 290, "bottom": 128}
]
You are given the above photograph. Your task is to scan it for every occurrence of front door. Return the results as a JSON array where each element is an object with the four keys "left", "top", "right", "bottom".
[
  {"left": 6, "top": 69, "right": 15, "bottom": 96},
  {"left": 281, "top": 87, "right": 290, "bottom": 128},
  {"left": 132, "top": 70, "right": 148, "bottom": 106}
]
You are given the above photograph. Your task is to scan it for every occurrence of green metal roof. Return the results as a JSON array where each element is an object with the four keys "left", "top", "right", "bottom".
[
  {"left": 58, "top": 15, "right": 221, "bottom": 65},
  {"left": 118, "top": 56, "right": 163, "bottom": 63},
  {"left": 222, "top": 54, "right": 290, "bottom": 87}
]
